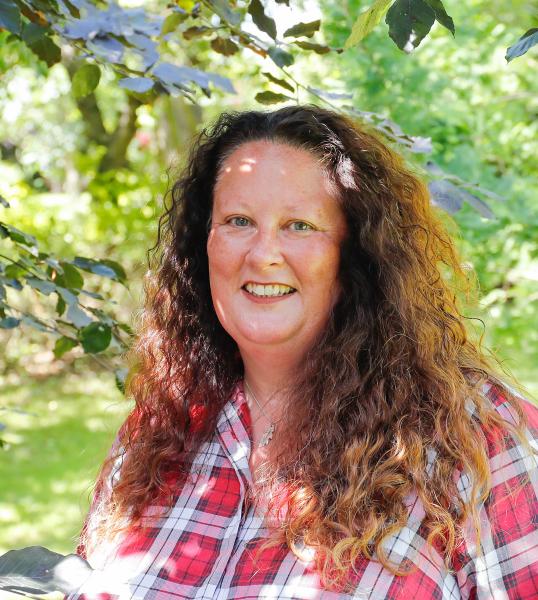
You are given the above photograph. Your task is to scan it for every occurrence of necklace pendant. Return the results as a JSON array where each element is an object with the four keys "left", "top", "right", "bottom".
[{"left": 259, "top": 423, "right": 275, "bottom": 447}]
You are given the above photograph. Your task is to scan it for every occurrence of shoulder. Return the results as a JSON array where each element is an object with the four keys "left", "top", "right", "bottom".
[
  {"left": 463, "top": 379, "right": 538, "bottom": 499},
  {"left": 451, "top": 379, "right": 538, "bottom": 596},
  {"left": 474, "top": 379, "right": 538, "bottom": 462},
  {"left": 481, "top": 378, "right": 538, "bottom": 428}
]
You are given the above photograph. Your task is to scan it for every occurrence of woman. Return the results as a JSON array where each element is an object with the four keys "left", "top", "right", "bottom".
[{"left": 70, "top": 105, "right": 538, "bottom": 599}]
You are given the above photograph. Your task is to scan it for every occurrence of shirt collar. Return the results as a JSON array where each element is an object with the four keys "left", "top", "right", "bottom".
[{"left": 215, "top": 380, "right": 253, "bottom": 486}]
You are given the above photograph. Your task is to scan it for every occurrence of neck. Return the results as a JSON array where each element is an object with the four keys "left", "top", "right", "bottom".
[{"left": 240, "top": 347, "right": 301, "bottom": 411}]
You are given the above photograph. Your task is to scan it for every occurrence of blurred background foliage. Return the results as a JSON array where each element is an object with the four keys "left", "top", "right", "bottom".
[{"left": 0, "top": 0, "right": 536, "bottom": 554}]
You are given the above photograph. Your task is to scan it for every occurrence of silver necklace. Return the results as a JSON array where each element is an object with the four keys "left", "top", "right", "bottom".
[{"left": 244, "top": 379, "right": 276, "bottom": 448}]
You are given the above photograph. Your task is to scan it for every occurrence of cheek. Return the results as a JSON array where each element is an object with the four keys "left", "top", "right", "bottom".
[
  {"left": 301, "top": 243, "right": 342, "bottom": 292},
  {"left": 207, "top": 232, "right": 245, "bottom": 295},
  {"left": 207, "top": 233, "right": 232, "bottom": 275},
  {"left": 306, "top": 249, "right": 343, "bottom": 314},
  {"left": 207, "top": 240, "right": 230, "bottom": 326}
]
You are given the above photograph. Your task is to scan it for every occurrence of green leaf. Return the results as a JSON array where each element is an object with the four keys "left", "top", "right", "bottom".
[
  {"left": 0, "top": 316, "right": 20, "bottom": 329},
  {"left": 408, "top": 136, "right": 432, "bottom": 153},
  {"left": 261, "top": 71, "right": 294, "bottom": 93},
  {"left": 267, "top": 46, "right": 294, "bottom": 67},
  {"left": 0, "top": 0, "right": 21, "bottom": 35},
  {"left": 87, "top": 37, "right": 124, "bottom": 64},
  {"left": 255, "top": 90, "right": 292, "bottom": 105},
  {"left": 55, "top": 294, "right": 66, "bottom": 316},
  {"left": 119, "top": 77, "right": 154, "bottom": 93},
  {"left": 66, "top": 303, "right": 92, "bottom": 328},
  {"left": 21, "top": 22, "right": 47, "bottom": 45},
  {"left": 162, "top": 11, "right": 188, "bottom": 35},
  {"left": 53, "top": 336, "right": 78, "bottom": 358},
  {"left": 428, "top": 180, "right": 495, "bottom": 218},
  {"left": 210, "top": 37, "right": 240, "bottom": 56},
  {"left": 385, "top": 0, "right": 435, "bottom": 51},
  {"left": 56, "top": 286, "right": 78, "bottom": 306},
  {"left": 424, "top": 0, "right": 454, "bottom": 34},
  {"left": 4, "top": 264, "right": 24, "bottom": 279},
  {"left": 293, "top": 40, "right": 330, "bottom": 54},
  {"left": 506, "top": 28, "right": 538, "bottom": 62},
  {"left": 283, "top": 19, "right": 320, "bottom": 38},
  {"left": 154, "top": 62, "right": 235, "bottom": 95},
  {"left": 344, "top": 0, "right": 393, "bottom": 48},
  {"left": 248, "top": 0, "right": 277, "bottom": 39},
  {"left": 59, "top": 261, "right": 84, "bottom": 289},
  {"left": 72, "top": 257, "right": 122, "bottom": 281},
  {"left": 177, "top": 0, "right": 197, "bottom": 10},
  {"left": 27, "top": 33, "right": 62, "bottom": 67},
  {"left": 205, "top": 0, "right": 241, "bottom": 26},
  {"left": 26, "top": 277, "right": 56, "bottom": 295},
  {"left": 115, "top": 367, "right": 129, "bottom": 393},
  {"left": 0, "top": 222, "right": 38, "bottom": 249},
  {"left": 72, "top": 64, "right": 101, "bottom": 98},
  {"left": 79, "top": 322, "right": 112, "bottom": 353},
  {"left": 182, "top": 26, "right": 213, "bottom": 40}
]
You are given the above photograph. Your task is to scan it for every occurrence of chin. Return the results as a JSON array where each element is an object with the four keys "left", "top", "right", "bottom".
[
  {"left": 236, "top": 325, "right": 297, "bottom": 347},
  {"left": 242, "top": 333, "right": 294, "bottom": 346}
]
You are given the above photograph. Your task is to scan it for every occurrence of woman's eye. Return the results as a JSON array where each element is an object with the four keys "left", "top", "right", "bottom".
[
  {"left": 229, "top": 216, "right": 250, "bottom": 227},
  {"left": 290, "top": 221, "right": 314, "bottom": 231}
]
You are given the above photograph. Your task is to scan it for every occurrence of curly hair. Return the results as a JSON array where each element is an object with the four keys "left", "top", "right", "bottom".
[{"left": 82, "top": 105, "right": 530, "bottom": 588}]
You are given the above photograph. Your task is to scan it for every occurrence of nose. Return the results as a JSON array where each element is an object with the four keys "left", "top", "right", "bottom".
[{"left": 245, "top": 227, "right": 284, "bottom": 268}]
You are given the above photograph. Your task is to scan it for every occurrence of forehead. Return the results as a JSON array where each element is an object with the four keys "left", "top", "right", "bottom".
[{"left": 213, "top": 140, "right": 340, "bottom": 215}]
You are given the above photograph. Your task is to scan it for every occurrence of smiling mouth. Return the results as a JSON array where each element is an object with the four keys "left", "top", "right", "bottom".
[{"left": 242, "top": 283, "right": 297, "bottom": 297}]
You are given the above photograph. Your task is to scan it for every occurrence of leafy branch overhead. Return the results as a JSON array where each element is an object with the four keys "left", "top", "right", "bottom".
[
  {"left": 505, "top": 28, "right": 538, "bottom": 62},
  {"left": 0, "top": 0, "right": 506, "bottom": 189},
  {"left": 344, "top": 0, "right": 536, "bottom": 59},
  {"left": 0, "top": 0, "right": 494, "bottom": 172},
  {"left": 0, "top": 0, "right": 328, "bottom": 102},
  {"left": 0, "top": 0, "right": 534, "bottom": 104},
  {"left": 0, "top": 0, "right": 530, "bottom": 386}
]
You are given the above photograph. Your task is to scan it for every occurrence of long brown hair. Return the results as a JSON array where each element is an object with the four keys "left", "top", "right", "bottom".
[{"left": 82, "top": 105, "right": 531, "bottom": 587}]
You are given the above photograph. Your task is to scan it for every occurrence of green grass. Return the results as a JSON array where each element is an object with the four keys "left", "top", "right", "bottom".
[{"left": 0, "top": 373, "right": 129, "bottom": 554}]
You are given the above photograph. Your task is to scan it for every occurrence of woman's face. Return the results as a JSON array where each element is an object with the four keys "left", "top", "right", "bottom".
[{"left": 207, "top": 140, "right": 347, "bottom": 358}]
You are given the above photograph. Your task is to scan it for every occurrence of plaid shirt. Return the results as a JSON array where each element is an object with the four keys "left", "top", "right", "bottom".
[{"left": 70, "top": 381, "right": 538, "bottom": 599}]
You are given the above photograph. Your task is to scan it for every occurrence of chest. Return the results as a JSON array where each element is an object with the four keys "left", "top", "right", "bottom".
[
  {"left": 81, "top": 447, "right": 456, "bottom": 600},
  {"left": 77, "top": 401, "right": 458, "bottom": 599}
]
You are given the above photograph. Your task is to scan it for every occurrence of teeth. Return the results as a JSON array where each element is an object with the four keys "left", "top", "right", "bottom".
[{"left": 245, "top": 283, "right": 295, "bottom": 297}]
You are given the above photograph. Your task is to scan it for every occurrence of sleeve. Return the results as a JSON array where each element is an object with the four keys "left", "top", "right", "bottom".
[{"left": 451, "top": 383, "right": 538, "bottom": 599}]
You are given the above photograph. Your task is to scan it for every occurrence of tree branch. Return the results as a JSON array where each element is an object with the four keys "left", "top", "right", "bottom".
[
  {"left": 64, "top": 55, "right": 109, "bottom": 146},
  {"left": 99, "top": 95, "right": 141, "bottom": 173}
]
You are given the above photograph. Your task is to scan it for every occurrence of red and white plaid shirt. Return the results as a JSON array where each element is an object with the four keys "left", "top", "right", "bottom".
[{"left": 70, "top": 381, "right": 538, "bottom": 599}]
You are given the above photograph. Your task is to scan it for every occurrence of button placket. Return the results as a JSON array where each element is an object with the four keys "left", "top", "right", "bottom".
[{"left": 195, "top": 398, "right": 253, "bottom": 599}]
